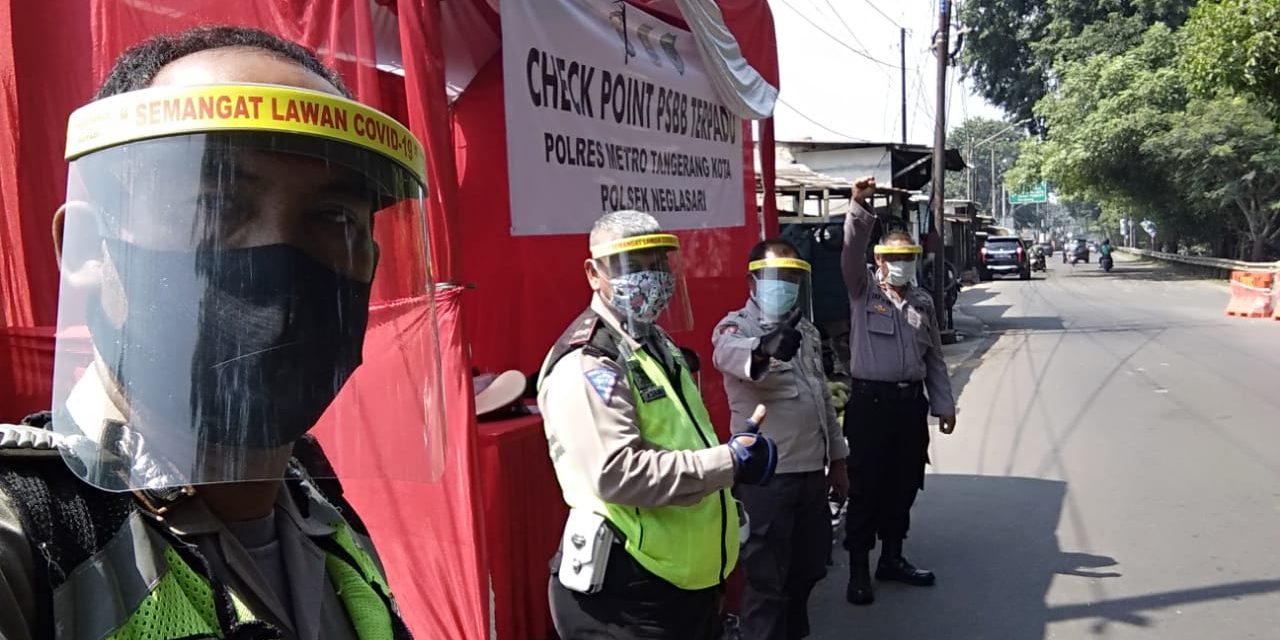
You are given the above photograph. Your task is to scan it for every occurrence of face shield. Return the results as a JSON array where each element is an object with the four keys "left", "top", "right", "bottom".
[
  {"left": 589, "top": 233, "right": 693, "bottom": 333},
  {"left": 53, "top": 84, "right": 445, "bottom": 492},
  {"left": 748, "top": 257, "right": 813, "bottom": 325},
  {"left": 873, "top": 244, "right": 923, "bottom": 287}
]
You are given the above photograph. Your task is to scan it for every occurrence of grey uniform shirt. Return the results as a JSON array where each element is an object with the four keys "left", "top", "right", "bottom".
[
  {"left": 712, "top": 300, "right": 849, "bottom": 474},
  {"left": 538, "top": 295, "right": 737, "bottom": 509},
  {"left": 841, "top": 201, "right": 956, "bottom": 417},
  {"left": 0, "top": 371, "right": 379, "bottom": 640},
  {"left": 0, "top": 472, "right": 367, "bottom": 640}
]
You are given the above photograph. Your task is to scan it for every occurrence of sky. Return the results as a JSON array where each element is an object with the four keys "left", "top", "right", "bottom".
[{"left": 768, "top": 0, "right": 1007, "bottom": 144}]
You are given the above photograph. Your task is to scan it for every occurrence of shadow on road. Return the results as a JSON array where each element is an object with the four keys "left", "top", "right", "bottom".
[
  {"left": 811, "top": 474, "right": 1110, "bottom": 639},
  {"left": 810, "top": 474, "right": 1280, "bottom": 638}
]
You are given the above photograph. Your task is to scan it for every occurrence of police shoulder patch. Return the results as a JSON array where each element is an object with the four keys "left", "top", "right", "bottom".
[{"left": 584, "top": 368, "right": 620, "bottom": 403}]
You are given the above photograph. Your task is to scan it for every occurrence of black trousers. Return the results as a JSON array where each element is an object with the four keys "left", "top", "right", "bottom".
[
  {"left": 737, "top": 471, "right": 831, "bottom": 640},
  {"left": 550, "top": 544, "right": 722, "bottom": 639},
  {"left": 843, "top": 390, "right": 930, "bottom": 554}
]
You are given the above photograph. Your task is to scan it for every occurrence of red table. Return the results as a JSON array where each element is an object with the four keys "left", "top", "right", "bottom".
[{"left": 477, "top": 414, "right": 567, "bottom": 640}]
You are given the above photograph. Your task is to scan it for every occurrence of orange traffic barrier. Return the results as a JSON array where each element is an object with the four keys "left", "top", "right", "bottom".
[{"left": 1225, "top": 271, "right": 1275, "bottom": 318}]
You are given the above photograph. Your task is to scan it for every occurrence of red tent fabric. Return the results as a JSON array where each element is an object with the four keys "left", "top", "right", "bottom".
[
  {"left": 453, "top": 56, "right": 761, "bottom": 435},
  {"left": 451, "top": 0, "right": 779, "bottom": 433},
  {"left": 0, "top": 2, "right": 489, "bottom": 637},
  {"left": 312, "top": 288, "right": 487, "bottom": 639}
]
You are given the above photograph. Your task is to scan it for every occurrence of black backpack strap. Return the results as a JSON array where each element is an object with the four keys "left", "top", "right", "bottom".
[
  {"left": 288, "top": 434, "right": 371, "bottom": 537},
  {"left": 0, "top": 413, "right": 135, "bottom": 639},
  {"left": 538, "top": 309, "right": 625, "bottom": 390}
]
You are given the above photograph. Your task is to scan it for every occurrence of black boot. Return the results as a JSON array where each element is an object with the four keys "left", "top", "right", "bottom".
[
  {"left": 875, "top": 539, "right": 935, "bottom": 586},
  {"left": 846, "top": 551, "right": 874, "bottom": 605}
]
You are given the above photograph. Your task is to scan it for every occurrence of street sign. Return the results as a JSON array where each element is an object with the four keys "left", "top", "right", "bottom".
[{"left": 1009, "top": 182, "right": 1048, "bottom": 204}]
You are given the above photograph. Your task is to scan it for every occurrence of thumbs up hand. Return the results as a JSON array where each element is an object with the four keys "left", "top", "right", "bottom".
[
  {"left": 754, "top": 308, "right": 803, "bottom": 362},
  {"left": 729, "top": 405, "right": 777, "bottom": 485}
]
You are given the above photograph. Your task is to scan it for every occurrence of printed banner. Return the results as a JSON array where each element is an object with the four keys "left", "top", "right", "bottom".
[{"left": 502, "top": 0, "right": 746, "bottom": 235}]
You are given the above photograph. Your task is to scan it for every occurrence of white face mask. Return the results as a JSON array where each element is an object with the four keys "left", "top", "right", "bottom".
[{"left": 882, "top": 259, "right": 916, "bottom": 287}]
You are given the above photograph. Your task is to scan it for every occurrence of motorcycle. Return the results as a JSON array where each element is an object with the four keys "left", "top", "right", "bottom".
[
  {"left": 1100, "top": 254, "right": 1114, "bottom": 272},
  {"left": 1031, "top": 249, "right": 1047, "bottom": 272},
  {"left": 1071, "top": 247, "right": 1089, "bottom": 266},
  {"left": 920, "top": 259, "right": 962, "bottom": 329}
]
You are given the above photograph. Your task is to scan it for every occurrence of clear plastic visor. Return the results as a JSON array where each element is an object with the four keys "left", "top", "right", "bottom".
[
  {"left": 52, "top": 132, "right": 445, "bottom": 491},
  {"left": 590, "top": 235, "right": 693, "bottom": 334},
  {"left": 748, "top": 258, "right": 813, "bottom": 324}
]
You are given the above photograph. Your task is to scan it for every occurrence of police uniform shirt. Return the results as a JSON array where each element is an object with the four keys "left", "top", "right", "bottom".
[
  {"left": 841, "top": 201, "right": 956, "bottom": 417},
  {"left": 711, "top": 300, "right": 849, "bottom": 474},
  {"left": 0, "top": 368, "right": 375, "bottom": 640},
  {"left": 537, "top": 295, "right": 736, "bottom": 509}
]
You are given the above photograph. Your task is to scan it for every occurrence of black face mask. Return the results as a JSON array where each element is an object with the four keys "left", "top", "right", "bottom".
[{"left": 88, "top": 239, "right": 371, "bottom": 449}]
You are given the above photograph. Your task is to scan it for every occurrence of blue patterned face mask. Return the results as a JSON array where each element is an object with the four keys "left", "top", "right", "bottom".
[
  {"left": 607, "top": 270, "right": 676, "bottom": 325},
  {"left": 753, "top": 278, "right": 800, "bottom": 318}
]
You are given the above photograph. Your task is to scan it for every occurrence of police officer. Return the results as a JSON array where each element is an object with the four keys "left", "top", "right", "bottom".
[
  {"left": 840, "top": 177, "right": 957, "bottom": 606},
  {"left": 0, "top": 26, "right": 434, "bottom": 638},
  {"left": 539, "top": 210, "right": 779, "bottom": 639},
  {"left": 712, "top": 239, "right": 849, "bottom": 639}
]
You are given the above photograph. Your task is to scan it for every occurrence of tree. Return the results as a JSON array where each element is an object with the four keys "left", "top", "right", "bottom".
[
  {"left": 960, "top": 0, "right": 1195, "bottom": 128},
  {"left": 1145, "top": 95, "right": 1280, "bottom": 260},
  {"left": 945, "top": 117, "right": 1025, "bottom": 215},
  {"left": 957, "top": 0, "right": 1050, "bottom": 127},
  {"left": 1182, "top": 0, "right": 1280, "bottom": 118},
  {"left": 1008, "top": 25, "right": 1210, "bottom": 246}
]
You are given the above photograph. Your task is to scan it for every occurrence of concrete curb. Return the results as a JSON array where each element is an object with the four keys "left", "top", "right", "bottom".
[{"left": 942, "top": 308, "right": 989, "bottom": 376}]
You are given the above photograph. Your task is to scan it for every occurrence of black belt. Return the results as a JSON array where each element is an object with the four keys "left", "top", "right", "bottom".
[{"left": 849, "top": 378, "right": 923, "bottom": 402}]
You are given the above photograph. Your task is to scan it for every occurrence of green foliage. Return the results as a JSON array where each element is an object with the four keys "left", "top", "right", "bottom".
[
  {"left": 1182, "top": 0, "right": 1280, "bottom": 116},
  {"left": 945, "top": 117, "right": 1026, "bottom": 214},
  {"left": 1010, "top": 25, "right": 1209, "bottom": 244},
  {"left": 959, "top": 0, "right": 1280, "bottom": 258},
  {"left": 1144, "top": 94, "right": 1280, "bottom": 259},
  {"left": 960, "top": 0, "right": 1195, "bottom": 127}
]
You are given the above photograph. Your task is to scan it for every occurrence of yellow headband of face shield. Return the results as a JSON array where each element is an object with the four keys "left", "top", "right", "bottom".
[
  {"left": 589, "top": 233, "right": 680, "bottom": 259},
  {"left": 64, "top": 84, "right": 427, "bottom": 185},
  {"left": 873, "top": 244, "right": 924, "bottom": 256},
  {"left": 748, "top": 257, "right": 812, "bottom": 272}
]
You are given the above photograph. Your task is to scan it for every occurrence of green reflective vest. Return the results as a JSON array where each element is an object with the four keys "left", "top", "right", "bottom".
[
  {"left": 542, "top": 315, "right": 739, "bottom": 590},
  {"left": 103, "top": 520, "right": 395, "bottom": 640},
  {"left": 0, "top": 422, "right": 405, "bottom": 640}
]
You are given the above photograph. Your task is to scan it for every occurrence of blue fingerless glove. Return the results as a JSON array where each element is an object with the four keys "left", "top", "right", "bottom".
[{"left": 728, "top": 419, "right": 778, "bottom": 485}]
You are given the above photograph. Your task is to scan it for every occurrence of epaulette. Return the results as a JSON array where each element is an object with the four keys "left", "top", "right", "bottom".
[
  {"left": 538, "top": 309, "right": 624, "bottom": 390},
  {"left": 0, "top": 412, "right": 62, "bottom": 458},
  {"left": 909, "top": 287, "right": 936, "bottom": 309},
  {"left": 0, "top": 424, "right": 62, "bottom": 456}
]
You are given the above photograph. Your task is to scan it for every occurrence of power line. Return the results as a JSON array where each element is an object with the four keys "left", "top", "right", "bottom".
[
  {"left": 816, "top": 0, "right": 894, "bottom": 82},
  {"left": 861, "top": 0, "right": 904, "bottom": 29},
  {"left": 776, "top": 97, "right": 869, "bottom": 142},
  {"left": 818, "top": 0, "right": 869, "bottom": 54},
  {"left": 777, "top": 0, "right": 900, "bottom": 68}
]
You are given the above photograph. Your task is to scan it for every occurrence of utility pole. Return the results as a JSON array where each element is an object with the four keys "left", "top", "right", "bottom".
[
  {"left": 930, "top": 0, "right": 951, "bottom": 337},
  {"left": 989, "top": 147, "right": 996, "bottom": 216},
  {"left": 901, "top": 27, "right": 908, "bottom": 144},
  {"left": 966, "top": 135, "right": 973, "bottom": 201}
]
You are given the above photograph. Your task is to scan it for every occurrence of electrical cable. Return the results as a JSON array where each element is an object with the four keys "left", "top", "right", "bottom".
[
  {"left": 776, "top": 96, "right": 870, "bottom": 142},
  {"left": 777, "top": 0, "right": 900, "bottom": 68}
]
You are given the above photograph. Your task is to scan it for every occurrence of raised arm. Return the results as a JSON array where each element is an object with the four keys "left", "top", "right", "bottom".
[{"left": 841, "top": 177, "right": 879, "bottom": 297}]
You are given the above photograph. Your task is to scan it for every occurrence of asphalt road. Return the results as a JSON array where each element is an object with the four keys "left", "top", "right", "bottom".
[{"left": 806, "top": 253, "right": 1280, "bottom": 640}]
